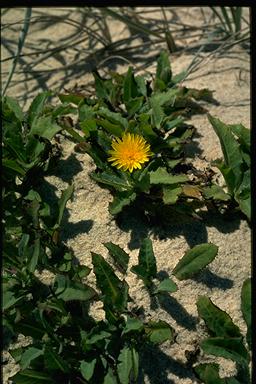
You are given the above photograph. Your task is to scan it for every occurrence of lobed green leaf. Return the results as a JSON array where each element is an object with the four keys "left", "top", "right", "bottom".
[
  {"left": 131, "top": 238, "right": 157, "bottom": 286},
  {"left": 150, "top": 167, "right": 189, "bottom": 185},
  {"left": 109, "top": 191, "right": 137, "bottom": 215}
]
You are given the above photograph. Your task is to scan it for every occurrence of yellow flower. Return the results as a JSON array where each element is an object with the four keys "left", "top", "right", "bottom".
[{"left": 108, "top": 133, "right": 153, "bottom": 173}]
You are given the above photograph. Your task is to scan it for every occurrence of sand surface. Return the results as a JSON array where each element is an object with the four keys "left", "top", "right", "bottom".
[{"left": 2, "top": 7, "right": 251, "bottom": 383}]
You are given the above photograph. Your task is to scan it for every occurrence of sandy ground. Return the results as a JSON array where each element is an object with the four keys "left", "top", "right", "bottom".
[{"left": 2, "top": 7, "right": 251, "bottom": 384}]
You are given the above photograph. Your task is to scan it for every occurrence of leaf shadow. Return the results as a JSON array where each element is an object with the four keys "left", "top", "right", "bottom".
[
  {"left": 191, "top": 267, "right": 234, "bottom": 290},
  {"left": 48, "top": 153, "right": 84, "bottom": 182},
  {"left": 157, "top": 294, "right": 198, "bottom": 331},
  {"left": 138, "top": 343, "right": 198, "bottom": 384},
  {"left": 35, "top": 177, "right": 93, "bottom": 243},
  {"left": 115, "top": 201, "right": 242, "bottom": 252}
]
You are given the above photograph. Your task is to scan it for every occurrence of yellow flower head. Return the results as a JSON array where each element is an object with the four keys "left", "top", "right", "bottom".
[{"left": 108, "top": 133, "right": 153, "bottom": 173}]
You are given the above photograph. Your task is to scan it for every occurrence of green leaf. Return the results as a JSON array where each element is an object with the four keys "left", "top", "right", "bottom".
[
  {"left": 3, "top": 290, "right": 23, "bottom": 310},
  {"left": 150, "top": 96, "right": 165, "bottom": 128},
  {"left": 229, "top": 123, "right": 250, "bottom": 153},
  {"left": 91, "top": 172, "right": 132, "bottom": 192},
  {"left": 117, "top": 346, "right": 137, "bottom": 384},
  {"left": 126, "top": 96, "right": 144, "bottom": 117},
  {"left": 153, "top": 278, "right": 178, "bottom": 294},
  {"left": 150, "top": 167, "right": 189, "bottom": 185},
  {"left": 135, "top": 75, "right": 147, "bottom": 96},
  {"left": 131, "top": 347, "right": 139, "bottom": 381},
  {"left": 3, "top": 158, "right": 26, "bottom": 176},
  {"left": 76, "top": 265, "right": 91, "bottom": 278},
  {"left": 196, "top": 296, "right": 242, "bottom": 338},
  {"left": 27, "top": 238, "right": 41, "bottom": 273},
  {"left": 172, "top": 243, "right": 218, "bottom": 280},
  {"left": 97, "top": 107, "right": 128, "bottom": 130},
  {"left": 103, "top": 369, "right": 118, "bottom": 384},
  {"left": 17, "top": 233, "right": 29, "bottom": 258},
  {"left": 92, "top": 252, "right": 128, "bottom": 317},
  {"left": 104, "top": 242, "right": 129, "bottom": 273},
  {"left": 44, "top": 346, "right": 70, "bottom": 373},
  {"left": 51, "top": 103, "right": 77, "bottom": 118},
  {"left": 131, "top": 238, "right": 157, "bottom": 285},
  {"left": 194, "top": 363, "right": 225, "bottom": 384},
  {"left": 30, "top": 116, "right": 62, "bottom": 140},
  {"left": 149, "top": 88, "right": 180, "bottom": 128},
  {"left": 79, "top": 104, "right": 95, "bottom": 120},
  {"left": 234, "top": 169, "right": 250, "bottom": 220},
  {"left": 213, "top": 161, "right": 237, "bottom": 195},
  {"left": 84, "top": 330, "right": 111, "bottom": 347},
  {"left": 163, "top": 184, "right": 182, "bottom": 204},
  {"left": 27, "top": 91, "right": 52, "bottom": 127},
  {"left": 200, "top": 337, "right": 249, "bottom": 365},
  {"left": 14, "top": 320, "right": 46, "bottom": 339},
  {"left": 25, "top": 136, "right": 45, "bottom": 164},
  {"left": 154, "top": 50, "right": 172, "bottom": 90},
  {"left": 208, "top": 114, "right": 243, "bottom": 192},
  {"left": 3, "top": 123, "right": 26, "bottom": 164},
  {"left": 96, "top": 119, "right": 123, "bottom": 138},
  {"left": 171, "top": 70, "right": 187, "bottom": 84},
  {"left": 145, "top": 320, "right": 174, "bottom": 344},
  {"left": 203, "top": 184, "right": 231, "bottom": 201},
  {"left": 10, "top": 369, "right": 55, "bottom": 384},
  {"left": 57, "top": 184, "right": 74, "bottom": 226},
  {"left": 164, "top": 117, "right": 184, "bottom": 131},
  {"left": 123, "top": 67, "right": 139, "bottom": 103},
  {"left": 109, "top": 191, "right": 137, "bottom": 215},
  {"left": 54, "top": 275, "right": 96, "bottom": 302},
  {"left": 58, "top": 93, "right": 84, "bottom": 105},
  {"left": 241, "top": 278, "right": 251, "bottom": 349},
  {"left": 20, "top": 347, "right": 43, "bottom": 370},
  {"left": 9, "top": 347, "right": 23, "bottom": 363},
  {"left": 80, "top": 359, "right": 97, "bottom": 381},
  {"left": 93, "top": 71, "right": 111, "bottom": 100},
  {"left": 122, "top": 316, "right": 144, "bottom": 335},
  {"left": 80, "top": 119, "right": 97, "bottom": 137},
  {"left": 5, "top": 96, "right": 24, "bottom": 121}
]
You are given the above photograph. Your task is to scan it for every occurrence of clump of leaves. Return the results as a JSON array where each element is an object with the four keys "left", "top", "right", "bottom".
[
  {"left": 207, "top": 114, "right": 251, "bottom": 221},
  {"left": 4, "top": 234, "right": 181, "bottom": 384},
  {"left": 134, "top": 240, "right": 219, "bottom": 294},
  {"left": 194, "top": 278, "right": 251, "bottom": 384},
  {"left": 2, "top": 93, "right": 176, "bottom": 383},
  {"left": 58, "top": 50, "right": 219, "bottom": 222},
  {"left": 4, "top": 241, "right": 176, "bottom": 384},
  {"left": 2, "top": 93, "right": 76, "bottom": 275},
  {"left": 107, "top": 238, "right": 218, "bottom": 298}
]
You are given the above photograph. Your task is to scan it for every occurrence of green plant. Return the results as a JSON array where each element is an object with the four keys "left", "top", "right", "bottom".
[
  {"left": 207, "top": 114, "right": 251, "bottom": 221},
  {"left": 130, "top": 239, "right": 218, "bottom": 293},
  {"left": 59, "top": 50, "right": 221, "bottom": 223},
  {"left": 2, "top": 93, "right": 177, "bottom": 383},
  {"left": 194, "top": 278, "right": 251, "bottom": 383},
  {"left": 3, "top": 241, "right": 176, "bottom": 384}
]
